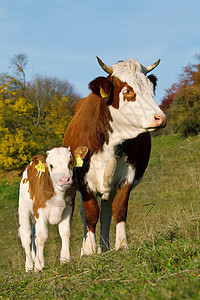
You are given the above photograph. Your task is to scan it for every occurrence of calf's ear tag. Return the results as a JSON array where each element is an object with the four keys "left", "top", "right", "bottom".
[
  {"left": 35, "top": 160, "right": 45, "bottom": 172},
  {"left": 75, "top": 155, "right": 83, "bottom": 167}
]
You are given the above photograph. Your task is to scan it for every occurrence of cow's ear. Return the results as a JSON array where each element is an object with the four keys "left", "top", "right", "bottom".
[
  {"left": 74, "top": 146, "right": 89, "bottom": 160},
  {"left": 89, "top": 76, "right": 113, "bottom": 100},
  {"left": 147, "top": 75, "right": 157, "bottom": 92}
]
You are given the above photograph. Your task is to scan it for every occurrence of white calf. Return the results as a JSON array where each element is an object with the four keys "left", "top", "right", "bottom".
[{"left": 18, "top": 146, "right": 88, "bottom": 272}]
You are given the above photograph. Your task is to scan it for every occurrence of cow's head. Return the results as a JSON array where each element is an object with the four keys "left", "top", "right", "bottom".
[{"left": 89, "top": 57, "right": 166, "bottom": 139}]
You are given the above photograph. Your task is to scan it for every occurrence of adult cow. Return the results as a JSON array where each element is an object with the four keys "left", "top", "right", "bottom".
[{"left": 63, "top": 57, "right": 166, "bottom": 255}]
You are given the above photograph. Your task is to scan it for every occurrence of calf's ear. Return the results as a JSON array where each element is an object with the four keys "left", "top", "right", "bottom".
[
  {"left": 74, "top": 146, "right": 89, "bottom": 160},
  {"left": 31, "top": 154, "right": 46, "bottom": 165},
  {"left": 89, "top": 76, "right": 113, "bottom": 101}
]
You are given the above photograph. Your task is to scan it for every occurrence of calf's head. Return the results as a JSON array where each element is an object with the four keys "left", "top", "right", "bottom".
[
  {"left": 46, "top": 146, "right": 88, "bottom": 191},
  {"left": 90, "top": 57, "right": 166, "bottom": 138}
]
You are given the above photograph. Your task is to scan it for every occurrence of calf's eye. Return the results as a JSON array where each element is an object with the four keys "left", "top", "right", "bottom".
[{"left": 50, "top": 164, "right": 53, "bottom": 171}]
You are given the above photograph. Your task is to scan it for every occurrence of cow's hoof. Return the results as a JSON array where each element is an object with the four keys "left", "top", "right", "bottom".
[{"left": 60, "top": 258, "right": 70, "bottom": 265}]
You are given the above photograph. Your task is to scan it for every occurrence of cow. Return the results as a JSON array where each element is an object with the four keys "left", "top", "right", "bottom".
[
  {"left": 18, "top": 146, "right": 88, "bottom": 272},
  {"left": 63, "top": 57, "right": 166, "bottom": 256}
]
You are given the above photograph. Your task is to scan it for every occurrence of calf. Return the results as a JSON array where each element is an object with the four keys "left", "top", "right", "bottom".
[{"left": 18, "top": 146, "right": 88, "bottom": 272}]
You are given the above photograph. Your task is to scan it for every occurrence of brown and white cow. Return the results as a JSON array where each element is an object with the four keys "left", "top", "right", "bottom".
[
  {"left": 18, "top": 146, "right": 88, "bottom": 272},
  {"left": 63, "top": 57, "right": 166, "bottom": 255}
]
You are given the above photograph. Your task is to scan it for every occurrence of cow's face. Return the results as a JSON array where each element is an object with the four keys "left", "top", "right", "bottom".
[{"left": 95, "top": 57, "right": 166, "bottom": 138}]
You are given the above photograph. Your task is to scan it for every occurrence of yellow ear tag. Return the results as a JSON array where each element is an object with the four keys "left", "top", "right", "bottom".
[
  {"left": 75, "top": 155, "right": 83, "bottom": 167},
  {"left": 35, "top": 160, "right": 45, "bottom": 172},
  {"left": 100, "top": 87, "right": 108, "bottom": 98}
]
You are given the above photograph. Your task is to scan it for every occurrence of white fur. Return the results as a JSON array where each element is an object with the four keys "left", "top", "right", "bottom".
[
  {"left": 18, "top": 147, "right": 73, "bottom": 272},
  {"left": 81, "top": 231, "right": 96, "bottom": 256},
  {"left": 85, "top": 143, "right": 116, "bottom": 199},
  {"left": 115, "top": 222, "right": 128, "bottom": 250}
]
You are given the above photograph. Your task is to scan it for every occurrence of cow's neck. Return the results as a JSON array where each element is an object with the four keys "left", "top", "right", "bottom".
[{"left": 108, "top": 111, "right": 146, "bottom": 147}]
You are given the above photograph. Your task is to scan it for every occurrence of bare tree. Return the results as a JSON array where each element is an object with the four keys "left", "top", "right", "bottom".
[{"left": 9, "top": 53, "right": 28, "bottom": 88}]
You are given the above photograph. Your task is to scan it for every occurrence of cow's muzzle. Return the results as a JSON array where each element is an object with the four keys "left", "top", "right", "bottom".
[
  {"left": 153, "top": 113, "right": 167, "bottom": 128},
  {"left": 146, "top": 113, "right": 167, "bottom": 130}
]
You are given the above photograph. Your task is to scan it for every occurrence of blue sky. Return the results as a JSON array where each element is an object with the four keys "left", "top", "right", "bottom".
[{"left": 0, "top": 0, "right": 199, "bottom": 104}]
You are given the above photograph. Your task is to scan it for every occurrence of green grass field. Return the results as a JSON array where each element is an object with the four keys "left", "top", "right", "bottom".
[{"left": 0, "top": 134, "right": 200, "bottom": 299}]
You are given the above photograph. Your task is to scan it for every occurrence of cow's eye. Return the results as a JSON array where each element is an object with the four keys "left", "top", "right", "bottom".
[
  {"left": 50, "top": 164, "right": 53, "bottom": 171},
  {"left": 124, "top": 89, "right": 130, "bottom": 94}
]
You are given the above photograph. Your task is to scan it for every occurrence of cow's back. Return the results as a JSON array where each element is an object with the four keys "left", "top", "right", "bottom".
[{"left": 63, "top": 93, "right": 112, "bottom": 155}]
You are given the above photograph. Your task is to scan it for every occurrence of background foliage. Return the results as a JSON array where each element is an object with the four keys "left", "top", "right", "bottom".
[
  {"left": 159, "top": 55, "right": 200, "bottom": 137},
  {"left": 0, "top": 54, "right": 80, "bottom": 170}
]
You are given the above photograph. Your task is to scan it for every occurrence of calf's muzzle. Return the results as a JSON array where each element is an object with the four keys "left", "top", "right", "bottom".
[{"left": 59, "top": 176, "right": 72, "bottom": 186}]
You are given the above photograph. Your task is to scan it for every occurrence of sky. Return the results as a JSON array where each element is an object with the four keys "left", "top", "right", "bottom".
[{"left": 0, "top": 0, "right": 199, "bottom": 104}]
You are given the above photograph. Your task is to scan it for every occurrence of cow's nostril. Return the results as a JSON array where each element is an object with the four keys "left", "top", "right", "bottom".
[
  {"left": 154, "top": 114, "right": 166, "bottom": 127},
  {"left": 154, "top": 114, "right": 161, "bottom": 121}
]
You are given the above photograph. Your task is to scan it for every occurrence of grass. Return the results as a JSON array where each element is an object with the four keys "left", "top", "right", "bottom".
[{"left": 0, "top": 134, "right": 200, "bottom": 299}]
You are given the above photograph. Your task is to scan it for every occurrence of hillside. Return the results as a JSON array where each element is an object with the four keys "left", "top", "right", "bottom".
[{"left": 0, "top": 134, "right": 200, "bottom": 299}]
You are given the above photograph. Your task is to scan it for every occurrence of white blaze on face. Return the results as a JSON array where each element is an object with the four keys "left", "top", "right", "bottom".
[
  {"left": 46, "top": 147, "right": 73, "bottom": 190},
  {"left": 109, "top": 59, "right": 165, "bottom": 138}
]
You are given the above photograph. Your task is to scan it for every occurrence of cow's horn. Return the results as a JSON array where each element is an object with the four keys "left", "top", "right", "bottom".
[
  {"left": 96, "top": 56, "right": 113, "bottom": 75},
  {"left": 145, "top": 59, "right": 161, "bottom": 73}
]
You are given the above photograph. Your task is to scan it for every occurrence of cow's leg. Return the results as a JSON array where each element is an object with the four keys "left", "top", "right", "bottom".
[
  {"left": 80, "top": 193, "right": 87, "bottom": 239},
  {"left": 99, "top": 199, "right": 113, "bottom": 253},
  {"left": 112, "top": 182, "right": 132, "bottom": 250},
  {"left": 18, "top": 206, "right": 33, "bottom": 272},
  {"left": 34, "top": 213, "right": 48, "bottom": 271},
  {"left": 58, "top": 203, "right": 73, "bottom": 264},
  {"left": 81, "top": 198, "right": 100, "bottom": 256}
]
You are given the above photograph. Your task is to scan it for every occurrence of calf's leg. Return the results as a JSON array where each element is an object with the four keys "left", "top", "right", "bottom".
[
  {"left": 59, "top": 203, "right": 73, "bottom": 264},
  {"left": 34, "top": 213, "right": 48, "bottom": 271},
  {"left": 18, "top": 209, "right": 34, "bottom": 272}
]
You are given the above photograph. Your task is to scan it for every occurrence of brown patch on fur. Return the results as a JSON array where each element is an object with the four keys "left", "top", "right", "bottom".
[
  {"left": 63, "top": 92, "right": 113, "bottom": 155},
  {"left": 74, "top": 97, "right": 86, "bottom": 115},
  {"left": 22, "top": 178, "right": 28, "bottom": 184},
  {"left": 122, "top": 85, "right": 136, "bottom": 102},
  {"left": 68, "top": 154, "right": 75, "bottom": 171},
  {"left": 27, "top": 154, "right": 55, "bottom": 222},
  {"left": 74, "top": 146, "right": 88, "bottom": 160},
  {"left": 107, "top": 76, "right": 130, "bottom": 108},
  {"left": 83, "top": 198, "right": 100, "bottom": 233},
  {"left": 112, "top": 182, "right": 132, "bottom": 223}
]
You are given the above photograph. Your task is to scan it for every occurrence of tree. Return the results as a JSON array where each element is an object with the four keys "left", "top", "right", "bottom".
[
  {"left": 9, "top": 53, "right": 28, "bottom": 88},
  {"left": 159, "top": 55, "right": 200, "bottom": 136},
  {"left": 169, "top": 86, "right": 200, "bottom": 136},
  {"left": 0, "top": 55, "right": 81, "bottom": 170}
]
